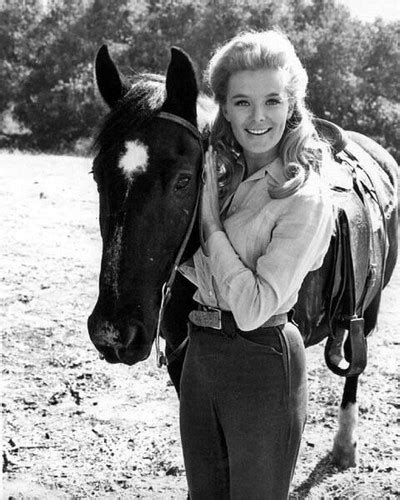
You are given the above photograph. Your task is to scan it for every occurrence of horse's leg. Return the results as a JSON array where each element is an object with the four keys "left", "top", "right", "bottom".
[
  {"left": 166, "top": 328, "right": 189, "bottom": 398},
  {"left": 331, "top": 275, "right": 384, "bottom": 467},
  {"left": 166, "top": 347, "right": 186, "bottom": 397},
  {"left": 163, "top": 273, "right": 196, "bottom": 396},
  {"left": 332, "top": 375, "right": 359, "bottom": 468},
  {"left": 332, "top": 214, "right": 393, "bottom": 467}
]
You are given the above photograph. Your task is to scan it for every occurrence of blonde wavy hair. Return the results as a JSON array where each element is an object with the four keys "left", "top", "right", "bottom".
[{"left": 207, "top": 30, "right": 330, "bottom": 198}]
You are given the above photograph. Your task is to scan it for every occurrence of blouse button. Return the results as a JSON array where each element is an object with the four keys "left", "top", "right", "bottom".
[{"left": 208, "top": 290, "right": 213, "bottom": 297}]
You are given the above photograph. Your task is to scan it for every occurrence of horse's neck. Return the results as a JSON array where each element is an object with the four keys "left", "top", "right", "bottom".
[
  {"left": 197, "top": 94, "right": 218, "bottom": 134},
  {"left": 182, "top": 218, "right": 201, "bottom": 264}
]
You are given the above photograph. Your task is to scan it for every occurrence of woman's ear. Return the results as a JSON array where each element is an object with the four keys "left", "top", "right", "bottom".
[{"left": 287, "top": 101, "right": 295, "bottom": 121}]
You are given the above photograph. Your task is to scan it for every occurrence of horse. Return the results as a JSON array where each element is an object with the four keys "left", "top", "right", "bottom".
[{"left": 87, "top": 45, "right": 398, "bottom": 469}]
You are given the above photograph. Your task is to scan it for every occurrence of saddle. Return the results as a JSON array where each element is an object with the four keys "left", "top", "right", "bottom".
[{"left": 314, "top": 119, "right": 389, "bottom": 377}]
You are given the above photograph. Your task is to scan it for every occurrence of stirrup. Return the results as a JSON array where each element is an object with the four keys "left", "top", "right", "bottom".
[{"left": 325, "top": 317, "right": 367, "bottom": 377}]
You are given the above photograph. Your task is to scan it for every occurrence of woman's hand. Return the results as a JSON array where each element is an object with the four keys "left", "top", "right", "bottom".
[{"left": 201, "top": 146, "right": 223, "bottom": 240}]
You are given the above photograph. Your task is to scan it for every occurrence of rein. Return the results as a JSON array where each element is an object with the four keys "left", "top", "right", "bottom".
[{"left": 154, "top": 111, "right": 206, "bottom": 368}]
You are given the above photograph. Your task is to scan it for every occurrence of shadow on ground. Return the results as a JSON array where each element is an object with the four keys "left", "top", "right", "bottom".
[{"left": 291, "top": 453, "right": 339, "bottom": 499}]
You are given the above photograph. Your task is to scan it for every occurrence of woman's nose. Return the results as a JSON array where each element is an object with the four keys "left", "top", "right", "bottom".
[{"left": 252, "top": 104, "right": 266, "bottom": 123}]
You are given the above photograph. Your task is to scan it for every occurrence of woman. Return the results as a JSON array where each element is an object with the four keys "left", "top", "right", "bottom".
[{"left": 179, "top": 30, "right": 334, "bottom": 499}]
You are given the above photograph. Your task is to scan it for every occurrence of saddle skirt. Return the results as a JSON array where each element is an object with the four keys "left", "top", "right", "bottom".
[{"left": 300, "top": 119, "right": 396, "bottom": 376}]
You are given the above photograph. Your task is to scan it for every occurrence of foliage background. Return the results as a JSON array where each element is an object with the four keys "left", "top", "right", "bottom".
[{"left": 1, "top": 0, "right": 399, "bottom": 161}]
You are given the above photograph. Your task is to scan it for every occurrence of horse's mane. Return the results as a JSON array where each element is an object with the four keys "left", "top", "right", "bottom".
[
  {"left": 93, "top": 74, "right": 166, "bottom": 154},
  {"left": 93, "top": 73, "right": 217, "bottom": 155}
]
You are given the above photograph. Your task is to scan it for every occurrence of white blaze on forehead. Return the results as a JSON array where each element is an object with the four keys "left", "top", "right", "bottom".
[{"left": 119, "top": 140, "right": 149, "bottom": 179}]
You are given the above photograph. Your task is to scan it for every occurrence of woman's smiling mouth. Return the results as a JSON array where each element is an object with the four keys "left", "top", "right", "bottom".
[{"left": 246, "top": 127, "right": 271, "bottom": 136}]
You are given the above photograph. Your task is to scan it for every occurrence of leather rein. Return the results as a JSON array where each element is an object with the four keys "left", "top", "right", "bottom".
[{"left": 154, "top": 111, "right": 207, "bottom": 368}]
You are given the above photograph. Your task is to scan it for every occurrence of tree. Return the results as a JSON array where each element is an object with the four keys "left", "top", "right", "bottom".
[
  {"left": 2, "top": 0, "right": 134, "bottom": 151},
  {"left": 0, "top": 0, "right": 399, "bottom": 161},
  {"left": 0, "top": 0, "right": 44, "bottom": 144},
  {"left": 353, "top": 20, "right": 400, "bottom": 159}
]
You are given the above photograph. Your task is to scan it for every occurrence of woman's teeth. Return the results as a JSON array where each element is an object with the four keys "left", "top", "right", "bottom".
[{"left": 246, "top": 128, "right": 270, "bottom": 136}]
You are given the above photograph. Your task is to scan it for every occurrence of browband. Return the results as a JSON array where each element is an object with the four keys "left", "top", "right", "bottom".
[{"left": 157, "top": 111, "right": 204, "bottom": 142}]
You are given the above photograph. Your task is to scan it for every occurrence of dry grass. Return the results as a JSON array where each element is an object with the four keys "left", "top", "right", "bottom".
[{"left": 1, "top": 152, "right": 399, "bottom": 499}]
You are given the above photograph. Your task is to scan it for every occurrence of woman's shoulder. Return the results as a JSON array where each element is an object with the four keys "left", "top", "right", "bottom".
[
  {"left": 283, "top": 170, "right": 333, "bottom": 215},
  {"left": 299, "top": 168, "right": 326, "bottom": 196}
]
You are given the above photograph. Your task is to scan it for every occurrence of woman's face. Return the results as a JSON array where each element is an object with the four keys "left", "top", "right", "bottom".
[{"left": 223, "top": 68, "right": 293, "bottom": 167}]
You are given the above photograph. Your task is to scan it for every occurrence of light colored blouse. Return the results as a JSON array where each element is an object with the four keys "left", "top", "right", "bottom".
[{"left": 179, "top": 156, "right": 335, "bottom": 331}]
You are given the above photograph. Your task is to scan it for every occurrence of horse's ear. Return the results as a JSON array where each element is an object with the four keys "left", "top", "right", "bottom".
[
  {"left": 95, "top": 45, "right": 129, "bottom": 108},
  {"left": 161, "top": 47, "right": 198, "bottom": 123}
]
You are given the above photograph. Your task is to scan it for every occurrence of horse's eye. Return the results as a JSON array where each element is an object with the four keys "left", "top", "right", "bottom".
[{"left": 174, "top": 175, "right": 192, "bottom": 191}]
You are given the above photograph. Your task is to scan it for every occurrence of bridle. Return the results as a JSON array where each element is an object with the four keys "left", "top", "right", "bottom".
[{"left": 154, "top": 111, "right": 207, "bottom": 368}]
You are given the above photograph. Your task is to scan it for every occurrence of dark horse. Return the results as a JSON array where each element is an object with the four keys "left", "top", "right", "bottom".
[{"left": 88, "top": 46, "right": 398, "bottom": 469}]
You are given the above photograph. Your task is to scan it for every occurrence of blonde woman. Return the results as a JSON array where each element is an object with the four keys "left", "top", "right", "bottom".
[{"left": 179, "top": 30, "right": 334, "bottom": 499}]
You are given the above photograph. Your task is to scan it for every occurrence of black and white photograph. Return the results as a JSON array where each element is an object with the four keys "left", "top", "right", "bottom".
[{"left": 2, "top": 0, "right": 399, "bottom": 498}]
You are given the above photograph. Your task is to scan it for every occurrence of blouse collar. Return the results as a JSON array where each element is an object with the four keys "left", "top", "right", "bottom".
[{"left": 236, "top": 154, "right": 286, "bottom": 184}]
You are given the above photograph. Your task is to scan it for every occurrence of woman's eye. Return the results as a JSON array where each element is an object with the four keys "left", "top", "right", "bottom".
[
  {"left": 266, "top": 98, "right": 283, "bottom": 106},
  {"left": 175, "top": 175, "right": 191, "bottom": 191},
  {"left": 234, "top": 100, "right": 249, "bottom": 107}
]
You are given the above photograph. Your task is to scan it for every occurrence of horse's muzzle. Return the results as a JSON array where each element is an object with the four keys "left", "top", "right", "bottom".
[{"left": 87, "top": 311, "right": 152, "bottom": 365}]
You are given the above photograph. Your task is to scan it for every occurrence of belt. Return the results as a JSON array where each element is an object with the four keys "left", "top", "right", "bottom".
[{"left": 188, "top": 306, "right": 287, "bottom": 335}]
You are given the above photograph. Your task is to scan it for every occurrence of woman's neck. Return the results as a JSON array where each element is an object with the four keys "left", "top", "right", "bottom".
[{"left": 243, "top": 146, "right": 279, "bottom": 177}]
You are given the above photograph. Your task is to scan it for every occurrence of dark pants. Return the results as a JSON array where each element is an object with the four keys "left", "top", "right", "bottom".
[{"left": 180, "top": 321, "right": 307, "bottom": 500}]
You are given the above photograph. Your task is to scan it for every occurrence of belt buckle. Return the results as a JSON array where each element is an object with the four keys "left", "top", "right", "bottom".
[{"left": 207, "top": 306, "right": 222, "bottom": 330}]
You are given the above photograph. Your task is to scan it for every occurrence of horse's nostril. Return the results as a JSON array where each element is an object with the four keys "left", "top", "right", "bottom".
[{"left": 88, "top": 312, "right": 150, "bottom": 365}]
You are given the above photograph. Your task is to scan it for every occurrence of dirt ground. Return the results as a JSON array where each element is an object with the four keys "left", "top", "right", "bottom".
[{"left": 1, "top": 152, "right": 399, "bottom": 499}]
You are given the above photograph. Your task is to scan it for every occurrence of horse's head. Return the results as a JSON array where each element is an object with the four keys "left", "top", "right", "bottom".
[{"left": 88, "top": 45, "right": 210, "bottom": 365}]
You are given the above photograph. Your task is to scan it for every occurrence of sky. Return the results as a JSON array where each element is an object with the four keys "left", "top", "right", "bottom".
[
  {"left": 338, "top": 0, "right": 400, "bottom": 22},
  {"left": 32, "top": 0, "right": 400, "bottom": 24}
]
